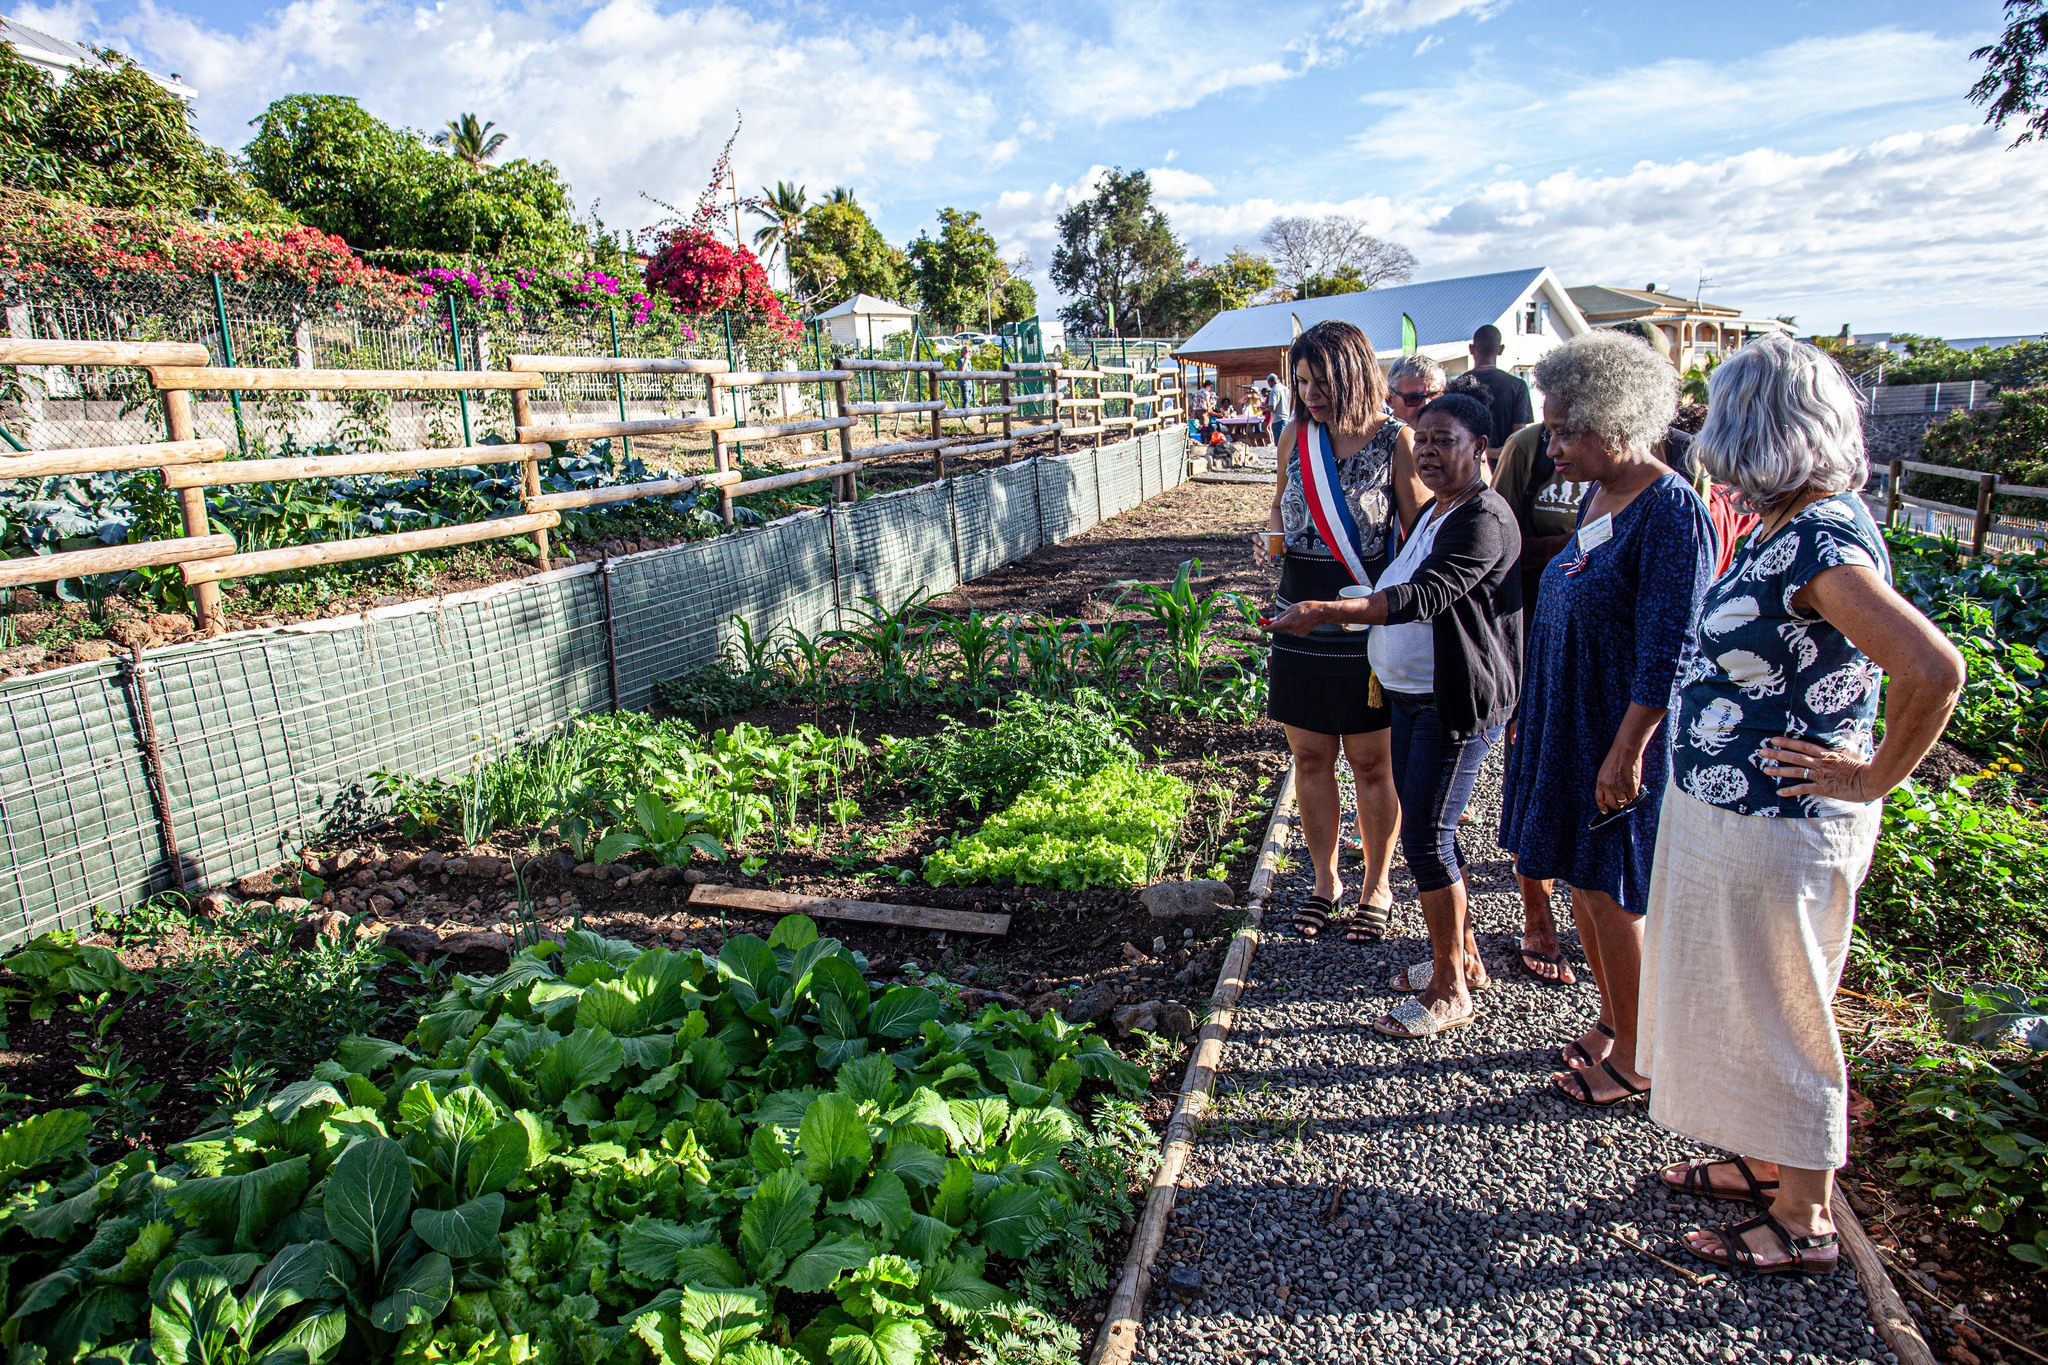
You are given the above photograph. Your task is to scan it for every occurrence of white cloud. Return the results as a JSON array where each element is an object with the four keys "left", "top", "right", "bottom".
[
  {"left": 1413, "top": 34, "right": 1442, "bottom": 56},
  {"left": 1146, "top": 166, "right": 1217, "bottom": 199}
]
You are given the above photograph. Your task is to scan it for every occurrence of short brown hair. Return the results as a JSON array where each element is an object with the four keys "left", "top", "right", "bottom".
[{"left": 1286, "top": 320, "right": 1388, "bottom": 431}]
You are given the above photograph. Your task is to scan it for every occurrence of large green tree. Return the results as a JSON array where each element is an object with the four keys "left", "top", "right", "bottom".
[
  {"left": 1972, "top": 0, "right": 2048, "bottom": 145},
  {"left": 1153, "top": 247, "right": 1277, "bottom": 332},
  {"left": 786, "top": 195, "right": 906, "bottom": 306},
  {"left": 907, "top": 207, "right": 1007, "bottom": 330},
  {"left": 242, "top": 93, "right": 578, "bottom": 266},
  {"left": 0, "top": 41, "right": 276, "bottom": 217},
  {"left": 1049, "top": 168, "right": 1185, "bottom": 337}
]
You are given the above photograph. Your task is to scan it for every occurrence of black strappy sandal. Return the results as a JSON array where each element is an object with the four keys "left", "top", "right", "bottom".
[
  {"left": 1291, "top": 895, "right": 1336, "bottom": 939},
  {"left": 1561, "top": 1021, "right": 1614, "bottom": 1070},
  {"left": 1553, "top": 1059, "right": 1649, "bottom": 1108},
  {"left": 1687, "top": 1211, "right": 1839, "bottom": 1277},
  {"left": 1345, "top": 898, "right": 1392, "bottom": 942},
  {"left": 1664, "top": 1156, "right": 1780, "bottom": 1207}
]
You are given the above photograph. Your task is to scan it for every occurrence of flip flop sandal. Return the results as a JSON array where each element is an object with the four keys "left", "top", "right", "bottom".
[
  {"left": 1561, "top": 1021, "right": 1615, "bottom": 1070},
  {"left": 1290, "top": 896, "right": 1337, "bottom": 939},
  {"left": 1371, "top": 996, "right": 1475, "bottom": 1040},
  {"left": 1390, "top": 961, "right": 1493, "bottom": 993},
  {"left": 1345, "top": 899, "right": 1392, "bottom": 942},
  {"left": 1664, "top": 1156, "right": 1781, "bottom": 1207},
  {"left": 1553, "top": 1059, "right": 1649, "bottom": 1107},
  {"left": 1517, "top": 947, "right": 1573, "bottom": 983},
  {"left": 1687, "top": 1211, "right": 1839, "bottom": 1277}
]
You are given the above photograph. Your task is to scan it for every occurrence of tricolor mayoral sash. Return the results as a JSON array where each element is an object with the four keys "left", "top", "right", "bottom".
[{"left": 1297, "top": 419, "right": 1373, "bottom": 584}]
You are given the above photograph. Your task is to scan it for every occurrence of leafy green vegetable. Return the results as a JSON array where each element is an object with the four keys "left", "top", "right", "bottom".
[{"left": 924, "top": 763, "right": 1189, "bottom": 890}]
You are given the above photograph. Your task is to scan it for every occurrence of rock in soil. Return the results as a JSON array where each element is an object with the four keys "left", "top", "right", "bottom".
[
  {"left": 1113, "top": 1000, "right": 1162, "bottom": 1036},
  {"left": 1142, "top": 878, "right": 1237, "bottom": 919},
  {"left": 437, "top": 930, "right": 513, "bottom": 972},
  {"left": 378, "top": 925, "right": 445, "bottom": 961},
  {"left": 1064, "top": 981, "right": 1120, "bottom": 1025},
  {"left": 292, "top": 910, "right": 351, "bottom": 949}
]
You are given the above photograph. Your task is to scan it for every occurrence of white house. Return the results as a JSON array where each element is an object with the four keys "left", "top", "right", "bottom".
[
  {"left": 812, "top": 294, "right": 917, "bottom": 349},
  {"left": 0, "top": 14, "right": 194, "bottom": 99},
  {"left": 1175, "top": 267, "right": 1588, "bottom": 403}
]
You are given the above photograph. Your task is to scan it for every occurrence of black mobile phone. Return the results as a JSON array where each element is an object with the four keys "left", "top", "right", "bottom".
[{"left": 1587, "top": 790, "right": 1652, "bottom": 831}]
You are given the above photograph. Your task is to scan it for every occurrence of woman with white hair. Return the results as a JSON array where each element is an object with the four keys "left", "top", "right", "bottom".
[
  {"left": 1639, "top": 333, "right": 1963, "bottom": 1276},
  {"left": 1496, "top": 332, "right": 1717, "bottom": 1107}
]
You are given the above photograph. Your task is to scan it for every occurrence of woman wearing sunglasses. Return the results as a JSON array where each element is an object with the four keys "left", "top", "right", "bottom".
[{"left": 1494, "top": 331, "right": 1716, "bottom": 1105}]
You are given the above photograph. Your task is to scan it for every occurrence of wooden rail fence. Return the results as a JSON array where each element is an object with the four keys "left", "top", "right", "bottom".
[
  {"left": 1881, "top": 457, "right": 2048, "bottom": 555},
  {"left": 1, "top": 341, "right": 1182, "bottom": 633}
]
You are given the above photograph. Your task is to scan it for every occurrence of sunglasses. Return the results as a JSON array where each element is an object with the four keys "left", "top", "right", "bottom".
[{"left": 1392, "top": 389, "right": 1440, "bottom": 405}]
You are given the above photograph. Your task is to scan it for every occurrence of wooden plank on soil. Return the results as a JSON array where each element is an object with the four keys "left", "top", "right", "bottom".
[{"left": 687, "top": 884, "right": 1010, "bottom": 935}]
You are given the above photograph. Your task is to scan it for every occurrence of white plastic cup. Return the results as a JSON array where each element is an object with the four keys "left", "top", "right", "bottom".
[{"left": 1338, "top": 584, "right": 1371, "bottom": 631}]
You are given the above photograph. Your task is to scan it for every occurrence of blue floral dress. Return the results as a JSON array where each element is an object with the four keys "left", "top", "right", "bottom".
[
  {"left": 1672, "top": 493, "right": 1891, "bottom": 818},
  {"left": 1499, "top": 474, "right": 1715, "bottom": 910}
]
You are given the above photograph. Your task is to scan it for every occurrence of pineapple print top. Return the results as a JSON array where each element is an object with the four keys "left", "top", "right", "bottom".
[{"left": 1672, "top": 491, "right": 1892, "bottom": 818}]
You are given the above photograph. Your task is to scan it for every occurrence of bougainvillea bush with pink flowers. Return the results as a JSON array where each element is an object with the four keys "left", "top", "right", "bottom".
[{"left": 643, "top": 228, "right": 799, "bottom": 339}]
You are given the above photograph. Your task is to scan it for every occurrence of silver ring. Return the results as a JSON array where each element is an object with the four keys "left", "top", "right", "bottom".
[{"left": 1802, "top": 767, "right": 1812, "bottom": 779}]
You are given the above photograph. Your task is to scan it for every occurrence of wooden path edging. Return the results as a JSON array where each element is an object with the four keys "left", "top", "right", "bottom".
[
  {"left": 1832, "top": 1191, "right": 1937, "bottom": 1365},
  {"left": 1088, "top": 761, "right": 1298, "bottom": 1365}
]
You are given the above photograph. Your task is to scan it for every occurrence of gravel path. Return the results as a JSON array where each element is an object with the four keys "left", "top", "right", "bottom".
[{"left": 1139, "top": 754, "right": 1896, "bottom": 1365}]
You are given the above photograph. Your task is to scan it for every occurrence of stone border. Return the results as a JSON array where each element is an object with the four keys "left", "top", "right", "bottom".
[{"left": 1088, "top": 762, "right": 1299, "bottom": 1365}]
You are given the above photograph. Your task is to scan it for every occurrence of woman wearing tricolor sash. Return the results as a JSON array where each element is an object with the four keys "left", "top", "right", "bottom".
[{"left": 1253, "top": 320, "right": 1426, "bottom": 941}]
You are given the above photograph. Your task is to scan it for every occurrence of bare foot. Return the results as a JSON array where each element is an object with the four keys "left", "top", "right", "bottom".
[
  {"left": 1517, "top": 933, "right": 1576, "bottom": 984},
  {"left": 1560, "top": 1024, "right": 1611, "bottom": 1071}
]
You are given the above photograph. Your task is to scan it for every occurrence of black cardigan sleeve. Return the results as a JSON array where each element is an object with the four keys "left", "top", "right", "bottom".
[
  {"left": 1379, "top": 497, "right": 1520, "bottom": 625},
  {"left": 1374, "top": 492, "right": 1524, "bottom": 740}
]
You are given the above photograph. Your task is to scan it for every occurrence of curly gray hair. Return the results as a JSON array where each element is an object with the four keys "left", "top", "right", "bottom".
[
  {"left": 1388, "top": 353, "right": 1444, "bottom": 389},
  {"left": 1530, "top": 330, "right": 1679, "bottom": 452},
  {"left": 1693, "top": 334, "right": 1866, "bottom": 512}
]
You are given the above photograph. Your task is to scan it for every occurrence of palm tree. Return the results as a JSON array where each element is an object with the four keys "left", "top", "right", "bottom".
[
  {"left": 431, "top": 114, "right": 508, "bottom": 170},
  {"left": 826, "top": 186, "right": 856, "bottom": 205},
  {"left": 749, "top": 181, "right": 808, "bottom": 268}
]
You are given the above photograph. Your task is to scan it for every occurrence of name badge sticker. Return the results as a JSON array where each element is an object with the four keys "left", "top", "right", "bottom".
[{"left": 1577, "top": 513, "right": 1614, "bottom": 556}]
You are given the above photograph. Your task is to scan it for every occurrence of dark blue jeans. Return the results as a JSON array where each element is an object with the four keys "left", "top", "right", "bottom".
[{"left": 1386, "top": 689, "right": 1503, "bottom": 893}]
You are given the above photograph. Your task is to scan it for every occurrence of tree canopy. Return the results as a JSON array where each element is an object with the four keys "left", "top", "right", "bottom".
[
  {"left": 1049, "top": 168, "right": 1185, "bottom": 336},
  {"left": 0, "top": 41, "right": 277, "bottom": 219},
  {"left": 1971, "top": 0, "right": 2048, "bottom": 145},
  {"left": 786, "top": 195, "right": 906, "bottom": 307},
  {"left": 242, "top": 93, "right": 579, "bottom": 268},
  {"left": 1259, "top": 215, "right": 1415, "bottom": 298},
  {"left": 907, "top": 208, "right": 1034, "bottom": 330}
]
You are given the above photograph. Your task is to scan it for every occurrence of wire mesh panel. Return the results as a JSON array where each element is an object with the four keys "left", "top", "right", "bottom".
[
  {"left": 1098, "top": 439, "right": 1144, "bottom": 518},
  {"left": 835, "top": 483, "right": 959, "bottom": 611},
  {"left": 1035, "top": 452, "right": 1094, "bottom": 543},
  {"left": 608, "top": 511, "right": 840, "bottom": 708},
  {"left": 0, "top": 662, "right": 161, "bottom": 943}
]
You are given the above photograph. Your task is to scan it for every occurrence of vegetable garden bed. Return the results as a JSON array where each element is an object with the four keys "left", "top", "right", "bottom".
[{"left": 0, "top": 502, "right": 1285, "bottom": 1364}]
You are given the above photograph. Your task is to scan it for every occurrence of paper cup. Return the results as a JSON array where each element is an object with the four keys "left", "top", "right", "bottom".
[
  {"left": 1262, "top": 531, "right": 1285, "bottom": 561},
  {"left": 1338, "top": 584, "right": 1371, "bottom": 632}
]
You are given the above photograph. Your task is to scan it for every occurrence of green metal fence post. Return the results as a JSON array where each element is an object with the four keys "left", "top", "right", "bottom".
[
  {"left": 608, "top": 305, "right": 631, "bottom": 462},
  {"left": 211, "top": 273, "right": 249, "bottom": 456},
  {"left": 723, "top": 311, "right": 741, "bottom": 463},
  {"left": 446, "top": 294, "right": 473, "bottom": 446}
]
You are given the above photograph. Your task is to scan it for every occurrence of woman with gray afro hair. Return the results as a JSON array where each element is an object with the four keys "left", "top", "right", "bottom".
[{"left": 1531, "top": 329, "right": 1680, "bottom": 453}]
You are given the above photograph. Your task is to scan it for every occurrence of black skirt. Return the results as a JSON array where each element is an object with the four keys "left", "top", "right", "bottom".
[{"left": 1267, "top": 552, "right": 1389, "bottom": 735}]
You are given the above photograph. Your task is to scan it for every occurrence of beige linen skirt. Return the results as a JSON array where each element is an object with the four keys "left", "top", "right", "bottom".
[{"left": 1636, "top": 783, "right": 1882, "bottom": 1171}]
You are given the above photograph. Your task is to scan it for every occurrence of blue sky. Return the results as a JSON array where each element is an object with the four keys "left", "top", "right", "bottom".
[{"left": 16, "top": 0, "right": 2042, "bottom": 335}]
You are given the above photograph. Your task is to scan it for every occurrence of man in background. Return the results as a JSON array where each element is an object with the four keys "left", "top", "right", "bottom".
[{"left": 1464, "top": 324, "right": 1533, "bottom": 450}]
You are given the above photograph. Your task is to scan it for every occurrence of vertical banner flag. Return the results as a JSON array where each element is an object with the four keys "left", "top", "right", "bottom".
[
  {"left": 1298, "top": 420, "right": 1372, "bottom": 584},
  {"left": 1401, "top": 313, "right": 1417, "bottom": 355}
]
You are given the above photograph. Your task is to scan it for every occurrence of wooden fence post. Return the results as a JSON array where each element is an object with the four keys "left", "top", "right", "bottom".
[
  {"left": 832, "top": 377, "right": 858, "bottom": 503},
  {"left": 160, "top": 389, "right": 225, "bottom": 632},
  {"left": 1885, "top": 458, "right": 1903, "bottom": 529},
  {"left": 509, "top": 385, "right": 550, "bottom": 569},
  {"left": 1974, "top": 472, "right": 1997, "bottom": 557}
]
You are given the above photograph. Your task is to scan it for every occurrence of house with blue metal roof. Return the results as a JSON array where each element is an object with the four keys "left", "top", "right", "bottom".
[{"left": 1175, "top": 266, "right": 1587, "bottom": 407}]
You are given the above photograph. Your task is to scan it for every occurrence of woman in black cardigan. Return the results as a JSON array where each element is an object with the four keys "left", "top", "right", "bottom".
[{"left": 1265, "top": 393, "right": 1523, "bottom": 1038}]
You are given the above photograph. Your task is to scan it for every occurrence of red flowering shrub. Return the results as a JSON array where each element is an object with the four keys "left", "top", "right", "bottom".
[
  {"left": 0, "top": 189, "right": 426, "bottom": 312},
  {"left": 644, "top": 228, "right": 798, "bottom": 337}
]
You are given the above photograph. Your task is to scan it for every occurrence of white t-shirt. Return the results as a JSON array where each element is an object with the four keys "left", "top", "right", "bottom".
[{"left": 1366, "top": 501, "right": 1455, "bottom": 694}]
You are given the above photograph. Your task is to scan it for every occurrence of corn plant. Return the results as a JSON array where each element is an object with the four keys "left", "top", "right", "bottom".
[
  {"left": 1112, "top": 557, "right": 1251, "bottom": 699},
  {"left": 829, "top": 591, "right": 935, "bottom": 706},
  {"left": 934, "top": 607, "right": 1009, "bottom": 704}
]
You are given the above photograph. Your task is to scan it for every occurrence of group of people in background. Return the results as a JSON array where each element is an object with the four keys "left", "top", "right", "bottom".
[
  {"left": 1251, "top": 318, "right": 1966, "bottom": 1278},
  {"left": 1189, "top": 373, "right": 1290, "bottom": 446}
]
